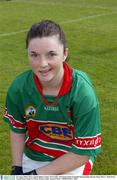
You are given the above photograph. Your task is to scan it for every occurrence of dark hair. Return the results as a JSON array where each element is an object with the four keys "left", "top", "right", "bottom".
[{"left": 26, "top": 20, "right": 67, "bottom": 49}]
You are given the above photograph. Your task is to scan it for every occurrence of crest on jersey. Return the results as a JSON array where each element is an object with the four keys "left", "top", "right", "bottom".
[{"left": 25, "top": 105, "right": 37, "bottom": 118}]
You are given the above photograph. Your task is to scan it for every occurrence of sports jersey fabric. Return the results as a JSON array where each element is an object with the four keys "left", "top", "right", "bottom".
[{"left": 3, "top": 63, "right": 101, "bottom": 163}]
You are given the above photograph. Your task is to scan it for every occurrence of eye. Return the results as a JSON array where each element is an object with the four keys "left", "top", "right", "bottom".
[
  {"left": 30, "top": 53, "right": 38, "bottom": 57},
  {"left": 29, "top": 52, "right": 39, "bottom": 59},
  {"left": 47, "top": 51, "right": 57, "bottom": 58}
]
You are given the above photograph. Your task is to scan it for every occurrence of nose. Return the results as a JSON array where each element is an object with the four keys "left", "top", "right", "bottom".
[{"left": 39, "top": 56, "right": 48, "bottom": 68}]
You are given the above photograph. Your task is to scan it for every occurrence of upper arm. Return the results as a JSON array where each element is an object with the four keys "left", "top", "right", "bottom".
[
  {"left": 70, "top": 75, "right": 102, "bottom": 157},
  {"left": 3, "top": 86, "right": 27, "bottom": 133}
]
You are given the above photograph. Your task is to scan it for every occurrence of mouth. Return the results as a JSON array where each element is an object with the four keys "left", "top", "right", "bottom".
[{"left": 39, "top": 68, "right": 52, "bottom": 76}]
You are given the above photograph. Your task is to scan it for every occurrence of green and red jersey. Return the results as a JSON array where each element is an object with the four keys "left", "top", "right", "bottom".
[{"left": 3, "top": 63, "right": 101, "bottom": 162}]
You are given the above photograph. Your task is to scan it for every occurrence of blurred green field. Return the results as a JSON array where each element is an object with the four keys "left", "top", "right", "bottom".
[{"left": 0, "top": 0, "right": 117, "bottom": 175}]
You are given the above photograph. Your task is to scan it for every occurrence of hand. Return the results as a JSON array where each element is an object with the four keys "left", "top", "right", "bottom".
[
  {"left": 23, "top": 169, "right": 37, "bottom": 175},
  {"left": 11, "top": 166, "right": 23, "bottom": 175}
]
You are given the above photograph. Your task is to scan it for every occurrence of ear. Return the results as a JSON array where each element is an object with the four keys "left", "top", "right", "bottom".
[{"left": 63, "top": 48, "right": 68, "bottom": 62}]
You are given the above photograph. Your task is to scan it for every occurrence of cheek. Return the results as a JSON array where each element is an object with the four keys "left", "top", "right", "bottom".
[
  {"left": 50, "top": 61, "right": 64, "bottom": 71},
  {"left": 29, "top": 60, "right": 38, "bottom": 69}
]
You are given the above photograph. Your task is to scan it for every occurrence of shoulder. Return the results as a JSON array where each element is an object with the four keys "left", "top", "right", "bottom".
[
  {"left": 71, "top": 68, "right": 98, "bottom": 106},
  {"left": 14, "top": 69, "right": 33, "bottom": 83},
  {"left": 8, "top": 70, "right": 33, "bottom": 95},
  {"left": 72, "top": 68, "right": 92, "bottom": 86}
]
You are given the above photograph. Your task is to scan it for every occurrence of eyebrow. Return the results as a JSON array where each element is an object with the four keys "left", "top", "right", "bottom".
[
  {"left": 30, "top": 51, "right": 38, "bottom": 54},
  {"left": 47, "top": 50, "right": 56, "bottom": 53},
  {"left": 30, "top": 50, "right": 57, "bottom": 54}
]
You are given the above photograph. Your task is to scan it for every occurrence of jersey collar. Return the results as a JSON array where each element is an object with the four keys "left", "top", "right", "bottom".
[{"left": 33, "top": 63, "right": 73, "bottom": 105}]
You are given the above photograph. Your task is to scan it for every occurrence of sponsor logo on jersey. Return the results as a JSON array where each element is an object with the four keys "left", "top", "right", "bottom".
[
  {"left": 74, "top": 134, "right": 101, "bottom": 149},
  {"left": 44, "top": 106, "right": 59, "bottom": 112},
  {"left": 25, "top": 105, "right": 37, "bottom": 118},
  {"left": 39, "top": 123, "right": 73, "bottom": 142}
]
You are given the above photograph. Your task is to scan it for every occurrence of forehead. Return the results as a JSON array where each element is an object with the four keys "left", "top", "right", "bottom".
[{"left": 28, "top": 35, "right": 63, "bottom": 52}]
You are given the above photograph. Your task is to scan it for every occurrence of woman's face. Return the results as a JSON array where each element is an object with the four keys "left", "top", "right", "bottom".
[{"left": 27, "top": 35, "right": 68, "bottom": 86}]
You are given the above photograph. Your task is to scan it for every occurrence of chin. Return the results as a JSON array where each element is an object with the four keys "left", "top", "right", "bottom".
[{"left": 39, "top": 77, "right": 53, "bottom": 83}]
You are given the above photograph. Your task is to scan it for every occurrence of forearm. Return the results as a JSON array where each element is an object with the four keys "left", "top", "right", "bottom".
[
  {"left": 10, "top": 130, "right": 25, "bottom": 166},
  {"left": 36, "top": 152, "right": 89, "bottom": 175}
]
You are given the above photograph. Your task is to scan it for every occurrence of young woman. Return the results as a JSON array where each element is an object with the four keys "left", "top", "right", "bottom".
[{"left": 3, "top": 20, "right": 101, "bottom": 175}]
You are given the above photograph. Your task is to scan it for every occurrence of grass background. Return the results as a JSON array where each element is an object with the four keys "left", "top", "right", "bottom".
[{"left": 0, "top": 0, "right": 117, "bottom": 175}]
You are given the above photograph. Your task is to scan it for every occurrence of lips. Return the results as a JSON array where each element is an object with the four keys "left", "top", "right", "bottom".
[{"left": 39, "top": 68, "right": 52, "bottom": 76}]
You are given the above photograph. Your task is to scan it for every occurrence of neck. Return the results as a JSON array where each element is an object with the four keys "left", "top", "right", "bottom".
[{"left": 42, "top": 68, "right": 64, "bottom": 96}]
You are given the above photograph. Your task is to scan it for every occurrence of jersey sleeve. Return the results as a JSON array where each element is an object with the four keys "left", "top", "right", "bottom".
[
  {"left": 70, "top": 73, "right": 102, "bottom": 157},
  {"left": 3, "top": 83, "right": 27, "bottom": 134}
]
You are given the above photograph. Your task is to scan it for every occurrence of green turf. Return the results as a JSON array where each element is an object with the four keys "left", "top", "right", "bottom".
[{"left": 0, "top": 0, "right": 117, "bottom": 175}]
